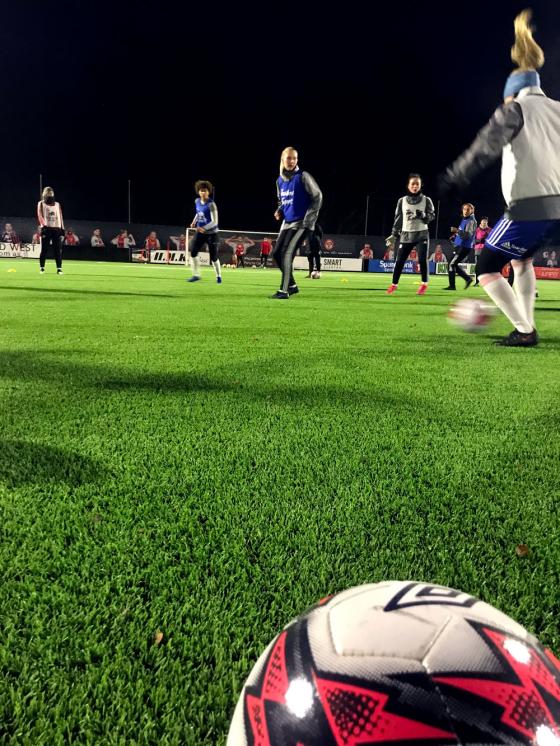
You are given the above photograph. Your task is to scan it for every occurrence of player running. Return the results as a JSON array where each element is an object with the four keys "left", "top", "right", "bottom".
[
  {"left": 188, "top": 180, "right": 222, "bottom": 284},
  {"left": 386, "top": 174, "right": 435, "bottom": 296},
  {"left": 439, "top": 9, "right": 559, "bottom": 346}
]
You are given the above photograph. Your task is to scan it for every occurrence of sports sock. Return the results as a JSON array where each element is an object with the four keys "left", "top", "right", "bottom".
[
  {"left": 212, "top": 259, "right": 221, "bottom": 277},
  {"left": 192, "top": 256, "right": 200, "bottom": 276},
  {"left": 480, "top": 274, "right": 532, "bottom": 333},
  {"left": 511, "top": 260, "right": 535, "bottom": 328}
]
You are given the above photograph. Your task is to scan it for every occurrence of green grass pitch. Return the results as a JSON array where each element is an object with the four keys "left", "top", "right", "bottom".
[{"left": 1, "top": 260, "right": 559, "bottom": 744}]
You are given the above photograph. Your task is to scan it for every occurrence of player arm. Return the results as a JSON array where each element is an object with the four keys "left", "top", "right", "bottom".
[
  {"left": 275, "top": 181, "right": 283, "bottom": 219},
  {"left": 390, "top": 198, "right": 404, "bottom": 238},
  {"left": 301, "top": 172, "right": 323, "bottom": 228},
  {"left": 37, "top": 202, "right": 46, "bottom": 227},
  {"left": 202, "top": 203, "right": 218, "bottom": 232},
  {"left": 58, "top": 204, "right": 65, "bottom": 231},
  {"left": 440, "top": 102, "right": 524, "bottom": 191},
  {"left": 424, "top": 197, "right": 436, "bottom": 224}
]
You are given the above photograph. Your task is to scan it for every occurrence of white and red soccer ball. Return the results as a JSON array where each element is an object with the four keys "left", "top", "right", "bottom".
[
  {"left": 448, "top": 298, "right": 495, "bottom": 332},
  {"left": 228, "top": 581, "right": 560, "bottom": 745}
]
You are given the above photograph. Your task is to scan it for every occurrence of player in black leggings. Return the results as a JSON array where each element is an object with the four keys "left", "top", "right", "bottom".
[
  {"left": 386, "top": 174, "right": 435, "bottom": 296},
  {"left": 272, "top": 147, "right": 323, "bottom": 299}
]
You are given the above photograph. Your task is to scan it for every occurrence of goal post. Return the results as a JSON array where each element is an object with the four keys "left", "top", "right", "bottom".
[{"left": 185, "top": 229, "right": 279, "bottom": 268}]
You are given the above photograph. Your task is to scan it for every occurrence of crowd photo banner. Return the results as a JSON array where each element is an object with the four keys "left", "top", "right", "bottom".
[
  {"left": 0, "top": 215, "right": 558, "bottom": 277},
  {"left": 0, "top": 242, "right": 41, "bottom": 259}
]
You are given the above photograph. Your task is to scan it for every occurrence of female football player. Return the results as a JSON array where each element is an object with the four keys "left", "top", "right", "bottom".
[
  {"left": 188, "top": 180, "right": 222, "bottom": 284},
  {"left": 440, "top": 10, "right": 558, "bottom": 346},
  {"left": 272, "top": 147, "right": 322, "bottom": 298},
  {"left": 445, "top": 203, "right": 477, "bottom": 290},
  {"left": 37, "top": 186, "right": 64, "bottom": 274},
  {"left": 386, "top": 174, "right": 435, "bottom": 295},
  {"left": 474, "top": 217, "right": 492, "bottom": 285}
]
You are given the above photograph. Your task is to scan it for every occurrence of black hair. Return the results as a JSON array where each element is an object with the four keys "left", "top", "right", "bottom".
[{"left": 194, "top": 180, "right": 213, "bottom": 195}]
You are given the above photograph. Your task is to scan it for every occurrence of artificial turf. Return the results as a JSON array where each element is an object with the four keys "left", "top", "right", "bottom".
[{"left": 1, "top": 260, "right": 559, "bottom": 744}]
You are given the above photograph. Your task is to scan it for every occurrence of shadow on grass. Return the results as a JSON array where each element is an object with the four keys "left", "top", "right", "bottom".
[
  {"left": 0, "top": 440, "right": 108, "bottom": 488},
  {"left": 0, "top": 285, "right": 176, "bottom": 299},
  {"left": 0, "top": 349, "right": 410, "bottom": 409},
  {"left": 2, "top": 331, "right": 556, "bottom": 411},
  {"left": 62, "top": 271, "right": 185, "bottom": 282}
]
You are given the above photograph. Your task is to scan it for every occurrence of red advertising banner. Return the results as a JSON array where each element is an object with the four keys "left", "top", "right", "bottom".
[{"left": 535, "top": 266, "right": 560, "bottom": 280}]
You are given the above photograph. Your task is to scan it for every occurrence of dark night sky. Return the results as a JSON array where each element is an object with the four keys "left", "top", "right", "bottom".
[{"left": 1, "top": 0, "right": 558, "bottom": 235}]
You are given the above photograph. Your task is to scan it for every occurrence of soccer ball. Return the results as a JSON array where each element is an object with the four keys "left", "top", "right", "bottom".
[
  {"left": 311, "top": 271, "right": 321, "bottom": 279},
  {"left": 227, "top": 581, "right": 560, "bottom": 745},
  {"left": 448, "top": 298, "right": 494, "bottom": 332}
]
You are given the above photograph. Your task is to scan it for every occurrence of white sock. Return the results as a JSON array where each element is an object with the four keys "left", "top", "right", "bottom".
[
  {"left": 212, "top": 259, "right": 221, "bottom": 277},
  {"left": 480, "top": 274, "right": 532, "bottom": 333},
  {"left": 511, "top": 260, "right": 535, "bottom": 328},
  {"left": 192, "top": 256, "right": 200, "bottom": 276}
]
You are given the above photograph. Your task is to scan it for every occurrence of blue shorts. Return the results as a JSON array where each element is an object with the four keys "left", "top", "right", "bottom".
[{"left": 485, "top": 217, "right": 560, "bottom": 259}]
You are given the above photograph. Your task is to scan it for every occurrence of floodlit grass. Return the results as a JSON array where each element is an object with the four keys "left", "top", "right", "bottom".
[{"left": 1, "top": 260, "right": 559, "bottom": 744}]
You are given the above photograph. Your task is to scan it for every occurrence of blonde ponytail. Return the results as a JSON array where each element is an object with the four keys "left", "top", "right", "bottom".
[{"left": 511, "top": 9, "right": 544, "bottom": 71}]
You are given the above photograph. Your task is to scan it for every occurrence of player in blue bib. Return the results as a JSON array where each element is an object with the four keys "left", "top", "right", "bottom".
[
  {"left": 187, "top": 180, "right": 222, "bottom": 284},
  {"left": 271, "top": 147, "right": 323, "bottom": 299},
  {"left": 445, "top": 204, "right": 477, "bottom": 290}
]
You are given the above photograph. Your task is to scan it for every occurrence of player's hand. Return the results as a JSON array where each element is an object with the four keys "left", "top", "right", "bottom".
[
  {"left": 385, "top": 235, "right": 395, "bottom": 248},
  {"left": 450, "top": 226, "right": 458, "bottom": 234},
  {"left": 197, "top": 227, "right": 206, "bottom": 234},
  {"left": 274, "top": 210, "right": 282, "bottom": 221}
]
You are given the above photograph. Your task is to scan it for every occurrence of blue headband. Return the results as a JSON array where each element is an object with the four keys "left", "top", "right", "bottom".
[{"left": 503, "top": 70, "right": 540, "bottom": 99}]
